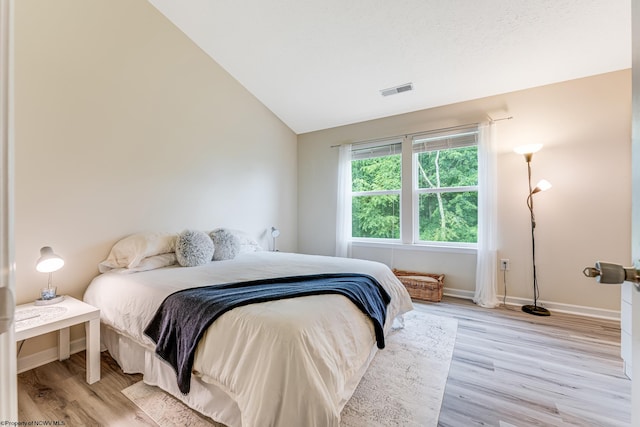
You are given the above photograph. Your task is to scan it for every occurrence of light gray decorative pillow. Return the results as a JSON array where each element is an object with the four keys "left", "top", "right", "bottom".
[
  {"left": 209, "top": 228, "right": 241, "bottom": 261},
  {"left": 175, "top": 230, "right": 214, "bottom": 267}
]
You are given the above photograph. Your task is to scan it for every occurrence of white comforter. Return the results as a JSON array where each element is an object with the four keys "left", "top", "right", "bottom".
[{"left": 84, "top": 251, "right": 413, "bottom": 427}]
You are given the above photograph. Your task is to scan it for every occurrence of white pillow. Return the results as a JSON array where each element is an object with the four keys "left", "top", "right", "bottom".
[
  {"left": 98, "top": 231, "right": 177, "bottom": 273},
  {"left": 175, "top": 230, "right": 214, "bottom": 267},
  {"left": 229, "top": 229, "right": 263, "bottom": 254},
  {"left": 103, "top": 253, "right": 178, "bottom": 274}
]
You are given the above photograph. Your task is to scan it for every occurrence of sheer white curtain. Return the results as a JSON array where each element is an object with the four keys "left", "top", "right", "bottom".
[
  {"left": 335, "top": 144, "right": 352, "bottom": 257},
  {"left": 473, "top": 122, "right": 500, "bottom": 308}
]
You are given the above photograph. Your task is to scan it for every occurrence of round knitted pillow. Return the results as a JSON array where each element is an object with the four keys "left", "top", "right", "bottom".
[
  {"left": 175, "top": 230, "right": 214, "bottom": 267},
  {"left": 209, "top": 228, "right": 241, "bottom": 261}
]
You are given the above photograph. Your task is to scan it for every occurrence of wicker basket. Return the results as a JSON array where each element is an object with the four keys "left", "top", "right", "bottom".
[{"left": 392, "top": 269, "right": 445, "bottom": 302}]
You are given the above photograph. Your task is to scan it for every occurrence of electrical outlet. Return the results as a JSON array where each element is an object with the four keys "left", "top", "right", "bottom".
[{"left": 500, "top": 259, "right": 510, "bottom": 271}]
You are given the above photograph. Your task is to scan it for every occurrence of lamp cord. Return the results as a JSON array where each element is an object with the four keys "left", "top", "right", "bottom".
[{"left": 502, "top": 268, "right": 507, "bottom": 306}]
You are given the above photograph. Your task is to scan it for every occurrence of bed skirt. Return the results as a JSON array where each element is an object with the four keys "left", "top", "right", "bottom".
[
  {"left": 102, "top": 324, "right": 243, "bottom": 426},
  {"left": 101, "top": 323, "right": 380, "bottom": 427}
]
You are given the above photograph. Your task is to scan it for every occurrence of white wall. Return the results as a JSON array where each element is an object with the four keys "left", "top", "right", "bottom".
[
  {"left": 14, "top": 0, "right": 297, "bottom": 353},
  {"left": 298, "top": 70, "right": 631, "bottom": 315}
]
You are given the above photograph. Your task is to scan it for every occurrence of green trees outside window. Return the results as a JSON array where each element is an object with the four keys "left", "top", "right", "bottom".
[
  {"left": 352, "top": 153, "right": 401, "bottom": 239},
  {"left": 350, "top": 130, "right": 478, "bottom": 244},
  {"left": 416, "top": 146, "right": 478, "bottom": 243}
]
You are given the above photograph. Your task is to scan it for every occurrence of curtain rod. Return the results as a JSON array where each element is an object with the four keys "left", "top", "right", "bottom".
[{"left": 330, "top": 116, "right": 513, "bottom": 148}]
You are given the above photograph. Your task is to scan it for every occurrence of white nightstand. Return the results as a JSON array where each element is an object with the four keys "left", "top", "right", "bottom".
[{"left": 15, "top": 296, "right": 101, "bottom": 384}]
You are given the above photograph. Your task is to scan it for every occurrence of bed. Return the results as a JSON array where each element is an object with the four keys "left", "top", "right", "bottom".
[{"left": 83, "top": 235, "right": 413, "bottom": 427}]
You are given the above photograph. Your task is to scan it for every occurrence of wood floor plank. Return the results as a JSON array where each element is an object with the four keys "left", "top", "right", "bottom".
[{"left": 17, "top": 296, "right": 632, "bottom": 426}]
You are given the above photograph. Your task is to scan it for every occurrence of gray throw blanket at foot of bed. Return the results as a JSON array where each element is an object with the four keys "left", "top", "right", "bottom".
[{"left": 144, "top": 273, "right": 391, "bottom": 394}]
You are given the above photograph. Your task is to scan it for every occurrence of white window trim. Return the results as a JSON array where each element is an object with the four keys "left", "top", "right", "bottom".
[
  {"left": 350, "top": 127, "right": 479, "bottom": 250},
  {"left": 415, "top": 185, "right": 478, "bottom": 195},
  {"left": 351, "top": 239, "right": 477, "bottom": 255},
  {"left": 352, "top": 189, "right": 400, "bottom": 197}
]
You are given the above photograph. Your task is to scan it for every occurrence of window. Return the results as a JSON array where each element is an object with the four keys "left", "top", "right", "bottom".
[
  {"left": 351, "top": 140, "right": 402, "bottom": 239},
  {"left": 413, "top": 130, "right": 478, "bottom": 244},
  {"left": 349, "top": 126, "right": 478, "bottom": 245}
]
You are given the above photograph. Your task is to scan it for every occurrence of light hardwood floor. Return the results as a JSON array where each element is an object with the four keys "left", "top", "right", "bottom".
[
  {"left": 422, "top": 299, "right": 631, "bottom": 427},
  {"left": 17, "top": 297, "right": 632, "bottom": 426}
]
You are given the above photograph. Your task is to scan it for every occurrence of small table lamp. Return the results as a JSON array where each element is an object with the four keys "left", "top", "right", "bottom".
[
  {"left": 35, "top": 246, "right": 65, "bottom": 305},
  {"left": 271, "top": 227, "right": 280, "bottom": 252}
]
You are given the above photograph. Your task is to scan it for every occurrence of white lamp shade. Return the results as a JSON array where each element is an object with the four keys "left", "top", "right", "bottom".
[
  {"left": 36, "top": 246, "right": 64, "bottom": 273},
  {"left": 271, "top": 227, "right": 280, "bottom": 238},
  {"left": 534, "top": 179, "right": 552, "bottom": 193},
  {"left": 513, "top": 144, "right": 543, "bottom": 155}
]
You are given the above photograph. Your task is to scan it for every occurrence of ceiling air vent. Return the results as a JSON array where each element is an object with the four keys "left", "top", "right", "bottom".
[{"left": 380, "top": 83, "right": 413, "bottom": 97}]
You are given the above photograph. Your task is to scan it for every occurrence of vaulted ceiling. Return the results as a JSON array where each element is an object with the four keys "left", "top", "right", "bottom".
[{"left": 148, "top": 0, "right": 630, "bottom": 134}]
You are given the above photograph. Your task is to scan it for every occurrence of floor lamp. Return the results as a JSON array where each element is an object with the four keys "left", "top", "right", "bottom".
[{"left": 514, "top": 144, "right": 552, "bottom": 316}]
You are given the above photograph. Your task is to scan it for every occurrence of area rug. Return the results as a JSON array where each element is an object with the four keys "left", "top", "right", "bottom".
[{"left": 122, "top": 309, "right": 457, "bottom": 427}]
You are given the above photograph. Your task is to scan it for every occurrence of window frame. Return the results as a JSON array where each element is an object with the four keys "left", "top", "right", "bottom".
[
  {"left": 349, "top": 126, "right": 479, "bottom": 249},
  {"left": 350, "top": 138, "right": 403, "bottom": 242}
]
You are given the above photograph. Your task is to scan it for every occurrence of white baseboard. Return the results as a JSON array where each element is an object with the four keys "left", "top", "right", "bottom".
[
  {"left": 442, "top": 287, "right": 621, "bottom": 321},
  {"left": 442, "top": 288, "right": 475, "bottom": 300},
  {"left": 17, "top": 337, "right": 86, "bottom": 374}
]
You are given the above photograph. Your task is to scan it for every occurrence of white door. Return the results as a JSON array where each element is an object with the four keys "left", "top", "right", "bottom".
[
  {"left": 0, "top": 0, "right": 16, "bottom": 421},
  {"left": 631, "top": 2, "right": 639, "bottom": 424}
]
